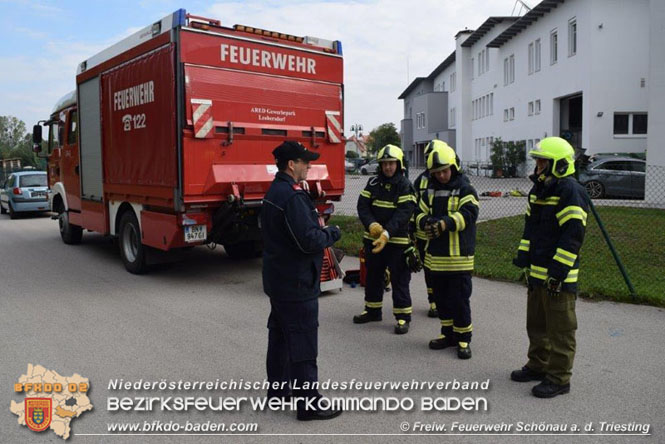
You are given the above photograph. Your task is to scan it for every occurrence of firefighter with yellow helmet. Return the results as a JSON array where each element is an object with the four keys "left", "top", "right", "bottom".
[
  {"left": 414, "top": 144, "right": 479, "bottom": 359},
  {"left": 510, "top": 136, "right": 588, "bottom": 398},
  {"left": 411, "top": 140, "right": 443, "bottom": 318},
  {"left": 355, "top": 144, "right": 417, "bottom": 334}
]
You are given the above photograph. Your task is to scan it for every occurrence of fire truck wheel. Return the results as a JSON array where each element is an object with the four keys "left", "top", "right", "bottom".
[
  {"left": 58, "top": 209, "right": 83, "bottom": 244},
  {"left": 223, "top": 240, "right": 262, "bottom": 260},
  {"left": 119, "top": 211, "right": 147, "bottom": 274}
]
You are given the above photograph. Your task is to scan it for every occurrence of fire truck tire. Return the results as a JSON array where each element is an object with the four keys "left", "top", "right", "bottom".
[
  {"left": 58, "top": 209, "right": 83, "bottom": 244},
  {"left": 119, "top": 211, "right": 147, "bottom": 274},
  {"left": 223, "top": 240, "right": 262, "bottom": 260}
]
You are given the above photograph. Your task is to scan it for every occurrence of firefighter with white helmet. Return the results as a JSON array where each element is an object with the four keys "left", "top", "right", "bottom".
[
  {"left": 510, "top": 136, "right": 588, "bottom": 398},
  {"left": 355, "top": 144, "right": 417, "bottom": 334},
  {"left": 414, "top": 144, "right": 479, "bottom": 359}
]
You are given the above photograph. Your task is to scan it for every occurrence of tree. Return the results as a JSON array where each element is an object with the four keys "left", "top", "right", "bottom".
[
  {"left": 366, "top": 123, "right": 400, "bottom": 155},
  {"left": 490, "top": 138, "right": 526, "bottom": 177},
  {"left": 0, "top": 115, "right": 39, "bottom": 168}
]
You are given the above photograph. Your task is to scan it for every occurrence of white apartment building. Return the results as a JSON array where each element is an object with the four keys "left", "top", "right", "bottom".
[{"left": 400, "top": 0, "right": 663, "bottom": 197}]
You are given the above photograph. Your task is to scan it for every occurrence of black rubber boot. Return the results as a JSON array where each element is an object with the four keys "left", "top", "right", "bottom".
[
  {"left": 532, "top": 379, "right": 570, "bottom": 398},
  {"left": 353, "top": 310, "right": 382, "bottom": 324},
  {"left": 428, "top": 335, "right": 455, "bottom": 350},
  {"left": 457, "top": 342, "right": 472, "bottom": 359},
  {"left": 394, "top": 319, "right": 410, "bottom": 334},
  {"left": 510, "top": 366, "right": 546, "bottom": 382}
]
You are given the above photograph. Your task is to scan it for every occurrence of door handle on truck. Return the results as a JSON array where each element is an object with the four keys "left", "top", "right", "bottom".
[
  {"left": 221, "top": 121, "right": 234, "bottom": 147},
  {"left": 310, "top": 126, "right": 319, "bottom": 148}
]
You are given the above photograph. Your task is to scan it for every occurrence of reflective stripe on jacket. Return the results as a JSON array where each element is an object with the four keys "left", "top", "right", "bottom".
[
  {"left": 415, "top": 174, "right": 479, "bottom": 273},
  {"left": 514, "top": 175, "right": 588, "bottom": 293},
  {"left": 357, "top": 172, "right": 416, "bottom": 246}
]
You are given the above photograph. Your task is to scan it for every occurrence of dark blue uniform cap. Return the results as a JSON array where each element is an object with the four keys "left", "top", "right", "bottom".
[{"left": 272, "top": 141, "right": 320, "bottom": 162}]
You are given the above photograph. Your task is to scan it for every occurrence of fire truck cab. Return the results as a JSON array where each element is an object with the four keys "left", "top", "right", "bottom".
[{"left": 33, "top": 9, "right": 345, "bottom": 279}]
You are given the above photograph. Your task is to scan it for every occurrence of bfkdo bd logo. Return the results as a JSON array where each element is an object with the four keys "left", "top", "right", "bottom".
[
  {"left": 25, "top": 398, "right": 52, "bottom": 432},
  {"left": 11, "top": 364, "right": 93, "bottom": 440}
]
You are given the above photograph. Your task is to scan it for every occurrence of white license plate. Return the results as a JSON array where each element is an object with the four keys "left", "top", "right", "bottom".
[
  {"left": 31, "top": 191, "right": 46, "bottom": 198},
  {"left": 184, "top": 224, "right": 207, "bottom": 243}
]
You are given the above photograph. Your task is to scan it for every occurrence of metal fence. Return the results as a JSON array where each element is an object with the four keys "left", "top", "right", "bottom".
[{"left": 337, "top": 162, "right": 665, "bottom": 304}]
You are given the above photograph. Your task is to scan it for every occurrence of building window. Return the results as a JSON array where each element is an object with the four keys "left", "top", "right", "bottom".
[
  {"left": 490, "top": 93, "right": 493, "bottom": 115},
  {"left": 568, "top": 18, "right": 577, "bottom": 57},
  {"left": 528, "top": 42, "right": 534, "bottom": 74},
  {"left": 509, "top": 55, "right": 515, "bottom": 83},
  {"left": 535, "top": 38, "right": 541, "bottom": 72},
  {"left": 614, "top": 113, "right": 648, "bottom": 136},
  {"left": 550, "top": 29, "right": 558, "bottom": 64},
  {"left": 450, "top": 72, "right": 456, "bottom": 92},
  {"left": 528, "top": 101, "right": 534, "bottom": 116},
  {"left": 449, "top": 107, "right": 456, "bottom": 128},
  {"left": 509, "top": 107, "right": 515, "bottom": 121},
  {"left": 504, "top": 54, "right": 515, "bottom": 85},
  {"left": 416, "top": 112, "right": 427, "bottom": 129},
  {"left": 471, "top": 57, "right": 475, "bottom": 79},
  {"left": 535, "top": 99, "right": 541, "bottom": 115},
  {"left": 504, "top": 109, "right": 509, "bottom": 122},
  {"left": 486, "top": 48, "right": 490, "bottom": 72}
]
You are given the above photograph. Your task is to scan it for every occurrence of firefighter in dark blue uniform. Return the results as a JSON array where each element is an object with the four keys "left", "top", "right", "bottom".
[
  {"left": 261, "top": 141, "right": 342, "bottom": 421},
  {"left": 354, "top": 145, "right": 417, "bottom": 334},
  {"left": 510, "top": 137, "right": 588, "bottom": 398},
  {"left": 415, "top": 144, "right": 479, "bottom": 359}
]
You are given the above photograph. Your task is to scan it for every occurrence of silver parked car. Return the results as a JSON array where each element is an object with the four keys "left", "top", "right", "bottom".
[
  {"left": 578, "top": 157, "right": 645, "bottom": 199},
  {"left": 1, "top": 171, "right": 49, "bottom": 219}
]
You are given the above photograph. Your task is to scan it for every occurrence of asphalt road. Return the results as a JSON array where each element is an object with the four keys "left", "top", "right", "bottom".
[{"left": 2, "top": 215, "right": 664, "bottom": 443}]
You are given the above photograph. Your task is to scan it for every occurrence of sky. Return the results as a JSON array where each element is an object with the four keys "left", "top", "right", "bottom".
[{"left": 0, "top": 0, "right": 523, "bottom": 136}]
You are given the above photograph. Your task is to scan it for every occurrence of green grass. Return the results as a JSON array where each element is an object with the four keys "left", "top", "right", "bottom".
[
  {"left": 329, "top": 215, "right": 365, "bottom": 257},
  {"left": 331, "top": 208, "right": 665, "bottom": 307}
]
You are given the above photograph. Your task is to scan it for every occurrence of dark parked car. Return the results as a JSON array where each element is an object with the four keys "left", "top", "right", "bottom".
[{"left": 578, "top": 157, "right": 645, "bottom": 199}]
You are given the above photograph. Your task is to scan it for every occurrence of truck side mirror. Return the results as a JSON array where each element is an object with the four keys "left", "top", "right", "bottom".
[{"left": 32, "top": 124, "right": 42, "bottom": 144}]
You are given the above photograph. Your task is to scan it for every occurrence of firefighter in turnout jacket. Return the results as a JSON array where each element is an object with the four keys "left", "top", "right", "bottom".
[
  {"left": 415, "top": 145, "right": 479, "bottom": 359},
  {"left": 411, "top": 140, "right": 443, "bottom": 318},
  {"left": 354, "top": 145, "right": 417, "bottom": 334},
  {"left": 510, "top": 137, "right": 588, "bottom": 399}
]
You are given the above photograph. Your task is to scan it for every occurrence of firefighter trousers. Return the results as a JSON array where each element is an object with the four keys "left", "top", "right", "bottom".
[
  {"left": 526, "top": 285, "right": 577, "bottom": 385},
  {"left": 430, "top": 273, "right": 473, "bottom": 343},
  {"left": 364, "top": 243, "right": 412, "bottom": 321},
  {"left": 416, "top": 238, "right": 434, "bottom": 304},
  {"left": 267, "top": 298, "right": 320, "bottom": 401}
]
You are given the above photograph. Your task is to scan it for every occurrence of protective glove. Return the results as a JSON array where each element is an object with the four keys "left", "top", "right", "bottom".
[
  {"left": 545, "top": 277, "right": 562, "bottom": 297},
  {"left": 425, "top": 219, "right": 446, "bottom": 240},
  {"left": 371, "top": 231, "right": 389, "bottom": 254},
  {"left": 368, "top": 222, "right": 384, "bottom": 239},
  {"left": 512, "top": 255, "right": 529, "bottom": 269},
  {"left": 404, "top": 246, "right": 423, "bottom": 273}
]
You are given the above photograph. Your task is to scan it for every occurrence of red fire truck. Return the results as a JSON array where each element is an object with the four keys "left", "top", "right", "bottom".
[{"left": 33, "top": 9, "right": 345, "bottom": 282}]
